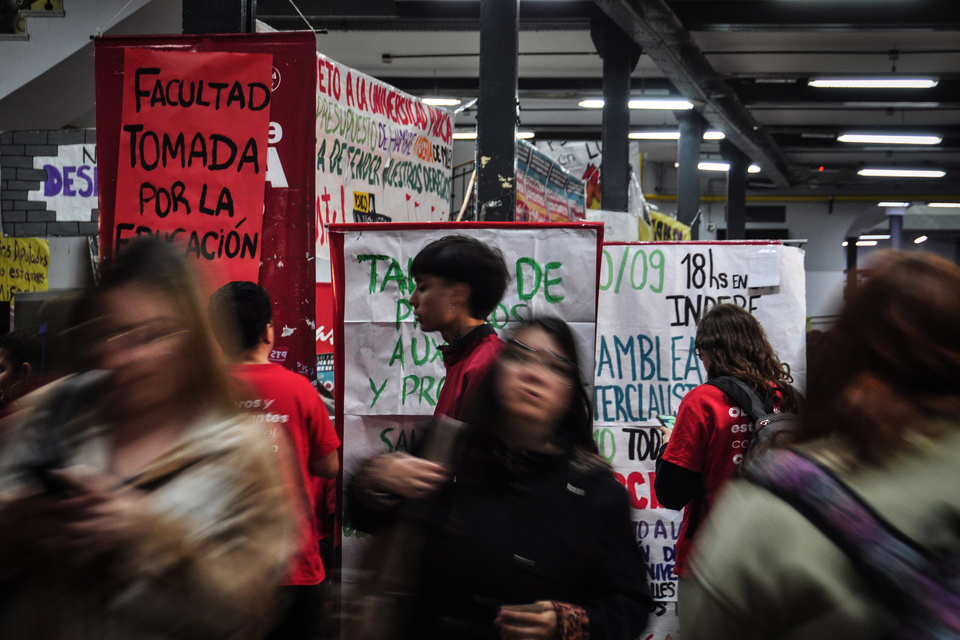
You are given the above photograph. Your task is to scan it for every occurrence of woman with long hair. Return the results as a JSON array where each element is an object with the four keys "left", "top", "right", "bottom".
[
  {"left": 0, "top": 238, "right": 293, "bottom": 639},
  {"left": 681, "top": 250, "right": 960, "bottom": 639},
  {"left": 654, "top": 303, "right": 799, "bottom": 628},
  {"left": 348, "top": 317, "right": 651, "bottom": 640}
]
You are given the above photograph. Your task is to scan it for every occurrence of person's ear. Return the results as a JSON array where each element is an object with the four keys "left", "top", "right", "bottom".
[
  {"left": 16, "top": 362, "right": 33, "bottom": 381},
  {"left": 263, "top": 323, "right": 275, "bottom": 346},
  {"left": 450, "top": 282, "right": 471, "bottom": 311}
]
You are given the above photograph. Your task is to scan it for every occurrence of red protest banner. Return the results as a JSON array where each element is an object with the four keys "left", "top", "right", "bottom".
[
  {"left": 97, "top": 33, "right": 317, "bottom": 379},
  {"left": 113, "top": 48, "right": 272, "bottom": 286}
]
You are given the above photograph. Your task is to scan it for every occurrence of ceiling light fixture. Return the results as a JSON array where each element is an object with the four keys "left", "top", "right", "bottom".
[
  {"left": 878, "top": 201, "right": 910, "bottom": 207},
  {"left": 859, "top": 234, "right": 891, "bottom": 240},
  {"left": 809, "top": 78, "right": 938, "bottom": 89},
  {"left": 914, "top": 235, "right": 929, "bottom": 244},
  {"left": 579, "top": 98, "right": 695, "bottom": 110},
  {"left": 858, "top": 168, "right": 946, "bottom": 178},
  {"left": 629, "top": 130, "right": 726, "bottom": 141},
  {"left": 855, "top": 240, "right": 878, "bottom": 247},
  {"left": 691, "top": 162, "right": 761, "bottom": 173},
  {"left": 452, "top": 131, "right": 477, "bottom": 140},
  {"left": 838, "top": 133, "right": 942, "bottom": 145},
  {"left": 421, "top": 97, "right": 462, "bottom": 107},
  {"left": 928, "top": 202, "right": 960, "bottom": 208},
  {"left": 516, "top": 131, "right": 535, "bottom": 139}
]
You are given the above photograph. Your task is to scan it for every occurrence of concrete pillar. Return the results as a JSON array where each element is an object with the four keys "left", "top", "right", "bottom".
[
  {"left": 723, "top": 142, "right": 749, "bottom": 240},
  {"left": 677, "top": 111, "right": 703, "bottom": 238},
  {"left": 475, "top": 0, "right": 520, "bottom": 221}
]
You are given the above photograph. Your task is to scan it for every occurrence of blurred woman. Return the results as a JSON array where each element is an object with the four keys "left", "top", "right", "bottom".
[
  {"left": 0, "top": 238, "right": 293, "bottom": 639},
  {"left": 682, "top": 251, "right": 960, "bottom": 639},
  {"left": 654, "top": 302, "right": 800, "bottom": 625},
  {"left": 349, "top": 317, "right": 650, "bottom": 640}
]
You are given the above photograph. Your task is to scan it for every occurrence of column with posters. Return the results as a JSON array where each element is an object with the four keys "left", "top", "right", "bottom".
[
  {"left": 330, "top": 221, "right": 603, "bottom": 580},
  {"left": 314, "top": 52, "right": 455, "bottom": 388},
  {"left": 96, "top": 33, "right": 318, "bottom": 377},
  {"left": 594, "top": 240, "right": 806, "bottom": 638}
]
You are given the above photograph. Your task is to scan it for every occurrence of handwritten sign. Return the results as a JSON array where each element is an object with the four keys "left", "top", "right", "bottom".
[
  {"left": 113, "top": 48, "right": 272, "bottom": 287},
  {"left": 594, "top": 241, "right": 806, "bottom": 615},
  {"left": 331, "top": 222, "right": 602, "bottom": 580},
  {"left": 0, "top": 238, "right": 50, "bottom": 302},
  {"left": 516, "top": 140, "right": 586, "bottom": 223},
  {"left": 315, "top": 53, "right": 454, "bottom": 283},
  {"left": 28, "top": 144, "right": 98, "bottom": 222}
]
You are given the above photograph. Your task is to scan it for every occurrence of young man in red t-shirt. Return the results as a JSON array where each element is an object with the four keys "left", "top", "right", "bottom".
[{"left": 210, "top": 282, "right": 340, "bottom": 640}]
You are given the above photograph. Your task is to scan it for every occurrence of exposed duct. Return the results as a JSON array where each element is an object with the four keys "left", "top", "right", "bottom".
[{"left": 591, "top": 0, "right": 792, "bottom": 187}]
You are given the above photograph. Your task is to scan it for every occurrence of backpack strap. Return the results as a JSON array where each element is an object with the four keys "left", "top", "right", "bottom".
[
  {"left": 706, "top": 376, "right": 771, "bottom": 420},
  {"left": 745, "top": 449, "right": 960, "bottom": 635}
]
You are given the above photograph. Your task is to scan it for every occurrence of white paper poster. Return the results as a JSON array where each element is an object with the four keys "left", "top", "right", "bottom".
[
  {"left": 594, "top": 241, "right": 806, "bottom": 639},
  {"left": 333, "top": 222, "right": 603, "bottom": 579}
]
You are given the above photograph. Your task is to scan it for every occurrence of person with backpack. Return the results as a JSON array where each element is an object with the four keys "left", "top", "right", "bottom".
[
  {"left": 653, "top": 303, "right": 800, "bottom": 631},
  {"left": 680, "top": 251, "right": 960, "bottom": 640}
]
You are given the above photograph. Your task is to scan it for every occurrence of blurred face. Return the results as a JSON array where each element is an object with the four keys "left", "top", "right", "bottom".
[
  {"left": 409, "top": 274, "right": 461, "bottom": 335},
  {"left": 496, "top": 326, "right": 577, "bottom": 428},
  {"left": 96, "top": 284, "right": 192, "bottom": 415},
  {"left": 0, "top": 349, "right": 20, "bottom": 405}
]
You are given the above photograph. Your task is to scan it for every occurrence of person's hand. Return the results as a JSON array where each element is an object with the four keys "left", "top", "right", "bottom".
[
  {"left": 659, "top": 425, "right": 673, "bottom": 445},
  {"left": 40, "top": 468, "right": 145, "bottom": 561},
  {"left": 368, "top": 453, "right": 450, "bottom": 499},
  {"left": 495, "top": 601, "right": 558, "bottom": 640}
]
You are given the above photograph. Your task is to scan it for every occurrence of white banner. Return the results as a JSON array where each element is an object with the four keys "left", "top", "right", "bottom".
[
  {"left": 594, "top": 242, "right": 806, "bottom": 612},
  {"left": 315, "top": 53, "right": 454, "bottom": 282},
  {"left": 28, "top": 144, "right": 98, "bottom": 222},
  {"left": 337, "top": 223, "right": 603, "bottom": 578}
]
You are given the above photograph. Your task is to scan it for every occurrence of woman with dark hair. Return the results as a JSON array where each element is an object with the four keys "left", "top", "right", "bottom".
[
  {"left": 0, "top": 238, "right": 294, "bottom": 639},
  {"left": 348, "top": 317, "right": 651, "bottom": 640},
  {"left": 653, "top": 303, "right": 799, "bottom": 627},
  {"left": 409, "top": 234, "right": 510, "bottom": 420},
  {"left": 681, "top": 251, "right": 960, "bottom": 639}
]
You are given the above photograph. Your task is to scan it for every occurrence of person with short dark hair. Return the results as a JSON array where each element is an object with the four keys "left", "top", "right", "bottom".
[
  {"left": 209, "top": 281, "right": 341, "bottom": 640},
  {"left": 409, "top": 235, "right": 510, "bottom": 419}
]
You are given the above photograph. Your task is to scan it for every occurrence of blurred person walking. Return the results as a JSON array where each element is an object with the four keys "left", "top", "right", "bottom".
[
  {"left": 409, "top": 235, "right": 509, "bottom": 420},
  {"left": 348, "top": 317, "right": 651, "bottom": 640},
  {"left": 682, "top": 251, "right": 960, "bottom": 639},
  {"left": 209, "top": 280, "right": 341, "bottom": 640},
  {"left": 0, "top": 238, "right": 294, "bottom": 639},
  {"left": 654, "top": 303, "right": 800, "bottom": 628}
]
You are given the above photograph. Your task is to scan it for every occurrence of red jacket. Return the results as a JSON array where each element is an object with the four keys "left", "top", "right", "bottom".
[{"left": 434, "top": 324, "right": 503, "bottom": 420}]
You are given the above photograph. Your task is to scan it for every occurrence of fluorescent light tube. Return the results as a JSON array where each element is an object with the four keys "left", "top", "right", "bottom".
[
  {"left": 809, "top": 78, "right": 938, "bottom": 89},
  {"left": 838, "top": 134, "right": 941, "bottom": 145},
  {"left": 858, "top": 168, "right": 945, "bottom": 178}
]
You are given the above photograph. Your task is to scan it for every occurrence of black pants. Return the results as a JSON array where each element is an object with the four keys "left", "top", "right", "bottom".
[{"left": 264, "top": 584, "right": 323, "bottom": 640}]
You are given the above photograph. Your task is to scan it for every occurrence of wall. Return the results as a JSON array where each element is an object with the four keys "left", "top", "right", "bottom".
[{"left": 0, "top": 128, "right": 98, "bottom": 237}]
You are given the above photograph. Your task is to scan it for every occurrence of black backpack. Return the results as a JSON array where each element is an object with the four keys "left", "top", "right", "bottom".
[{"left": 706, "top": 375, "right": 802, "bottom": 473}]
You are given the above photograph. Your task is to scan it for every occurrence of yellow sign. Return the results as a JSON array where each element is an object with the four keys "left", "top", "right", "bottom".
[
  {"left": 0, "top": 238, "right": 50, "bottom": 302},
  {"left": 645, "top": 211, "right": 691, "bottom": 241},
  {"left": 353, "top": 191, "right": 370, "bottom": 213}
]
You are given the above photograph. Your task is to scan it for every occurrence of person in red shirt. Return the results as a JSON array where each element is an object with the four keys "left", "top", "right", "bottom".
[
  {"left": 209, "top": 281, "right": 340, "bottom": 640},
  {"left": 409, "top": 235, "right": 510, "bottom": 420},
  {"left": 654, "top": 303, "right": 800, "bottom": 631}
]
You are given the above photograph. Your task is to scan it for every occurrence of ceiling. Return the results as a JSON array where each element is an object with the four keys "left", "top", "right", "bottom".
[{"left": 257, "top": 0, "right": 960, "bottom": 199}]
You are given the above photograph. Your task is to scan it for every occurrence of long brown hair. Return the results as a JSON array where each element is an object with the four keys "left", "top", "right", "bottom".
[
  {"left": 799, "top": 251, "right": 960, "bottom": 462},
  {"left": 694, "top": 303, "right": 799, "bottom": 411}
]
